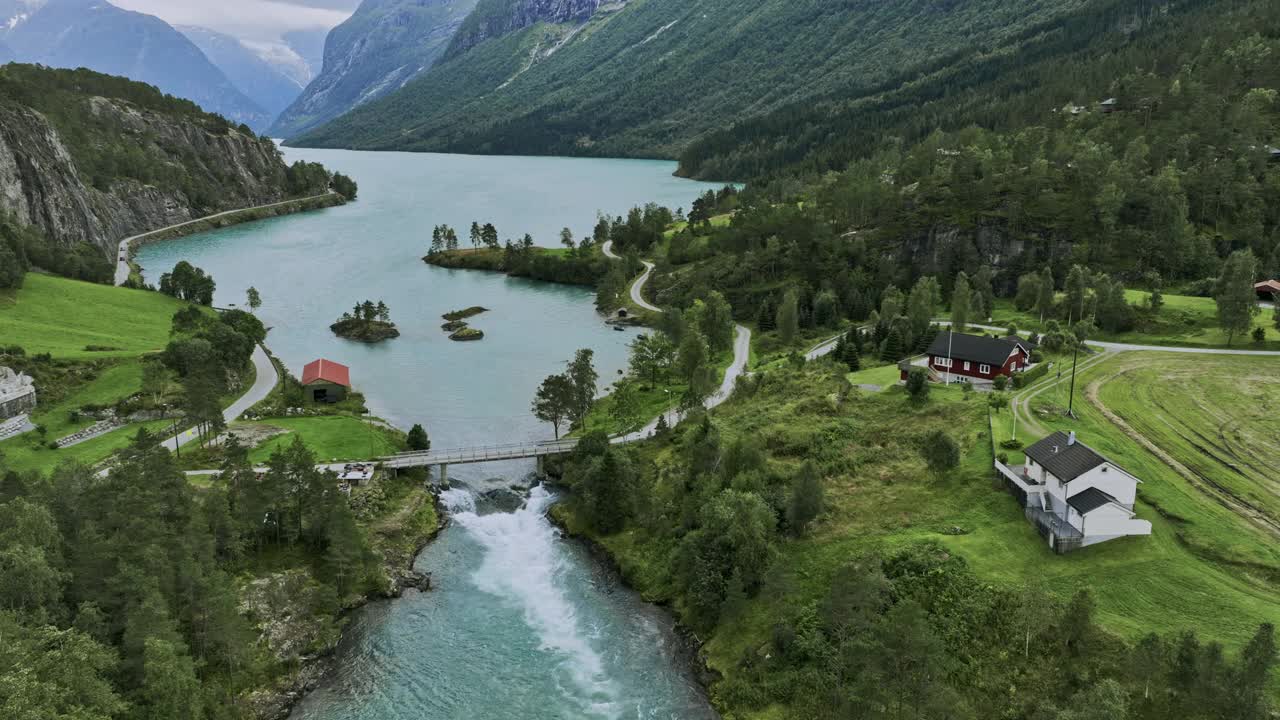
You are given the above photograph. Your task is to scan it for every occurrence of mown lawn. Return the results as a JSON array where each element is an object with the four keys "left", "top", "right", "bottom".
[
  {"left": 845, "top": 362, "right": 902, "bottom": 388},
  {"left": 246, "top": 416, "right": 403, "bottom": 464},
  {"left": 0, "top": 273, "right": 199, "bottom": 358}
]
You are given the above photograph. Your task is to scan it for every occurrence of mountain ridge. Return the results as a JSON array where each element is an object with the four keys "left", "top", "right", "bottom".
[
  {"left": 2, "top": 0, "right": 271, "bottom": 130},
  {"left": 271, "top": 0, "right": 480, "bottom": 139},
  {"left": 288, "top": 0, "right": 1096, "bottom": 159}
]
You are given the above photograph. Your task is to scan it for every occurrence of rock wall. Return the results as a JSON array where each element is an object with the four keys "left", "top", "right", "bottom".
[
  {"left": 444, "top": 0, "right": 603, "bottom": 59},
  {"left": 0, "top": 95, "right": 293, "bottom": 258}
]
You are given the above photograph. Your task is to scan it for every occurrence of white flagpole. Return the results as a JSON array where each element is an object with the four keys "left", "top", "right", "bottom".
[{"left": 946, "top": 328, "right": 954, "bottom": 385}]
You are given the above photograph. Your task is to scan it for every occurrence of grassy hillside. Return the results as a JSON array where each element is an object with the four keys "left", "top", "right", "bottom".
[
  {"left": 0, "top": 273, "right": 212, "bottom": 473},
  {"left": 556, "top": 358, "right": 1280, "bottom": 717},
  {"left": 292, "top": 0, "right": 1095, "bottom": 158},
  {"left": 0, "top": 273, "right": 194, "bottom": 358}
]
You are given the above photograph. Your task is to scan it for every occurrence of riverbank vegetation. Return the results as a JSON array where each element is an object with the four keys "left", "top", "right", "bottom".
[
  {"left": 331, "top": 300, "right": 399, "bottom": 343},
  {"left": 0, "top": 427, "right": 435, "bottom": 720},
  {"left": 554, "top": 355, "right": 1279, "bottom": 718}
]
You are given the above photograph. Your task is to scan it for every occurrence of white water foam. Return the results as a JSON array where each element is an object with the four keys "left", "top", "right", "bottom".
[{"left": 447, "top": 485, "right": 619, "bottom": 718}]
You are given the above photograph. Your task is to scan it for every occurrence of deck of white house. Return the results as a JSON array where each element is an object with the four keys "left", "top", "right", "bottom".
[{"left": 995, "top": 459, "right": 1152, "bottom": 553}]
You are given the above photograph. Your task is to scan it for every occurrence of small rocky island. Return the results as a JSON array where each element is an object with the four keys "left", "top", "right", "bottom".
[
  {"left": 442, "top": 306, "right": 487, "bottom": 341},
  {"left": 332, "top": 300, "right": 400, "bottom": 343}
]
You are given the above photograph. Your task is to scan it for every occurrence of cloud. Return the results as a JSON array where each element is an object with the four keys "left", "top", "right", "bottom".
[{"left": 109, "top": 0, "right": 357, "bottom": 40}]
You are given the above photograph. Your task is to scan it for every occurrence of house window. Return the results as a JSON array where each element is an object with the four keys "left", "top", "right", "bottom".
[
  {"left": 979, "top": 364, "right": 991, "bottom": 374},
  {"left": 963, "top": 361, "right": 971, "bottom": 371},
  {"left": 936, "top": 358, "right": 952, "bottom": 368}
]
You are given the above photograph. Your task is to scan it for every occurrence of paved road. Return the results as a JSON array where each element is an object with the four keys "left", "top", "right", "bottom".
[
  {"left": 114, "top": 192, "right": 335, "bottom": 286},
  {"left": 601, "top": 241, "right": 752, "bottom": 442},
  {"left": 602, "top": 241, "right": 662, "bottom": 313},
  {"left": 161, "top": 344, "right": 278, "bottom": 452},
  {"left": 806, "top": 320, "right": 1280, "bottom": 359}
]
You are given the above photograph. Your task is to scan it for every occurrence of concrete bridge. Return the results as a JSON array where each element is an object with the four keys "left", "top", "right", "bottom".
[{"left": 380, "top": 439, "right": 580, "bottom": 481}]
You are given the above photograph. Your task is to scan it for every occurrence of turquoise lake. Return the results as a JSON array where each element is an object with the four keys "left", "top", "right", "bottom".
[{"left": 137, "top": 148, "right": 722, "bottom": 719}]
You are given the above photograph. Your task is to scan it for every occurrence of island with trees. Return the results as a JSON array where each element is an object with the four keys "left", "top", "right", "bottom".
[{"left": 332, "top": 300, "right": 400, "bottom": 343}]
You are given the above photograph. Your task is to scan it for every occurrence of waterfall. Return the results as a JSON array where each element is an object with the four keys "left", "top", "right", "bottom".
[{"left": 443, "top": 485, "right": 619, "bottom": 717}]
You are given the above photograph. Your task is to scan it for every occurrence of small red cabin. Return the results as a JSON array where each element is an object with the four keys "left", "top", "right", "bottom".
[{"left": 301, "top": 359, "right": 351, "bottom": 403}]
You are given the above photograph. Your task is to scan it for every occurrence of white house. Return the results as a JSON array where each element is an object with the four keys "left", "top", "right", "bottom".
[{"left": 995, "top": 431, "right": 1152, "bottom": 552}]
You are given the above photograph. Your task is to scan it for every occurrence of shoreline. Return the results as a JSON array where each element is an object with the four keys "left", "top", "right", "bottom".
[
  {"left": 547, "top": 495, "right": 724, "bottom": 715},
  {"left": 253, "top": 488, "right": 446, "bottom": 720},
  {"left": 116, "top": 192, "right": 347, "bottom": 286}
]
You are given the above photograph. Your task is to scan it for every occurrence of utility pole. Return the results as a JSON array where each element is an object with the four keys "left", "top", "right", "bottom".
[{"left": 1066, "top": 343, "right": 1080, "bottom": 419}]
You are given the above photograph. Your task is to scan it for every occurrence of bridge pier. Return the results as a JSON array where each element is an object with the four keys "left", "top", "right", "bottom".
[
  {"left": 437, "top": 463, "right": 448, "bottom": 485},
  {"left": 535, "top": 455, "right": 546, "bottom": 479}
]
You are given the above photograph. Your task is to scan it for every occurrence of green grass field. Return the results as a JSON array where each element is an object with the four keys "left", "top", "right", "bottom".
[
  {"left": 989, "top": 290, "right": 1279, "bottom": 349},
  {"left": 569, "top": 356, "right": 1280, "bottom": 708},
  {"left": 0, "top": 273, "right": 198, "bottom": 358},
  {"left": 845, "top": 362, "right": 901, "bottom": 388},
  {"left": 245, "top": 416, "right": 403, "bottom": 464}
]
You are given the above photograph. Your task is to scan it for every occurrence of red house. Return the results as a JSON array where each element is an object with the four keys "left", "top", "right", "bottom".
[
  {"left": 1255, "top": 280, "right": 1280, "bottom": 301},
  {"left": 301, "top": 358, "right": 351, "bottom": 403},
  {"left": 901, "top": 332, "right": 1032, "bottom": 383}
]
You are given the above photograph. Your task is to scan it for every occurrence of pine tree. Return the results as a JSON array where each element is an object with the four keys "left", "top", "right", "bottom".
[
  {"left": 406, "top": 424, "right": 430, "bottom": 452},
  {"left": 786, "top": 463, "right": 824, "bottom": 536},
  {"left": 950, "top": 271, "right": 972, "bottom": 331},
  {"left": 776, "top": 290, "right": 799, "bottom": 343},
  {"left": 880, "top": 326, "right": 904, "bottom": 361},
  {"left": 1215, "top": 249, "right": 1260, "bottom": 346}
]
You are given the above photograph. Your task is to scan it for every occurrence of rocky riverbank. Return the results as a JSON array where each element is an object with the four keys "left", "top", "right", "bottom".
[
  {"left": 245, "top": 483, "right": 443, "bottom": 720},
  {"left": 546, "top": 497, "right": 723, "bottom": 712}
]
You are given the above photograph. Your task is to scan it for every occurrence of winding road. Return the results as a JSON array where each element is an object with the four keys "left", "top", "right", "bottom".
[
  {"left": 601, "top": 241, "right": 753, "bottom": 441},
  {"left": 161, "top": 344, "right": 279, "bottom": 452}
]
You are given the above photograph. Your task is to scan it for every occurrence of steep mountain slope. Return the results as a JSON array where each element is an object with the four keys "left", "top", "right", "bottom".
[
  {"left": 441, "top": 0, "right": 598, "bottom": 59},
  {"left": 271, "top": 0, "right": 479, "bottom": 139},
  {"left": 3, "top": 0, "right": 270, "bottom": 130},
  {"left": 290, "top": 0, "right": 1095, "bottom": 157},
  {"left": 180, "top": 25, "right": 304, "bottom": 122},
  {"left": 677, "top": 0, "right": 1196, "bottom": 182},
  {"left": 0, "top": 64, "right": 337, "bottom": 260}
]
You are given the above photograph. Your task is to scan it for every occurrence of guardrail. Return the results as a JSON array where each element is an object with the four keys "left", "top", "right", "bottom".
[{"left": 380, "top": 439, "right": 580, "bottom": 467}]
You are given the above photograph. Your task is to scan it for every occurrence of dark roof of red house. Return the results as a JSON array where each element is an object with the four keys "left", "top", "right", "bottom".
[
  {"left": 926, "top": 331, "right": 1024, "bottom": 366},
  {"left": 301, "top": 359, "right": 350, "bottom": 387}
]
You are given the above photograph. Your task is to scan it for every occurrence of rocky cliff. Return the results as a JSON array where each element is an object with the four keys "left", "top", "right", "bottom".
[
  {"left": 0, "top": 65, "right": 332, "bottom": 259},
  {"left": 443, "top": 0, "right": 601, "bottom": 59},
  {"left": 271, "top": 0, "right": 481, "bottom": 139}
]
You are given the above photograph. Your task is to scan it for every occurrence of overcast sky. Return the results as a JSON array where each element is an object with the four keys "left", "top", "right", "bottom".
[{"left": 110, "top": 0, "right": 360, "bottom": 41}]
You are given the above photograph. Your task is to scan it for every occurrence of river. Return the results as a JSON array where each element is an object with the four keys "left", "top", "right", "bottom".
[{"left": 137, "top": 149, "right": 722, "bottom": 719}]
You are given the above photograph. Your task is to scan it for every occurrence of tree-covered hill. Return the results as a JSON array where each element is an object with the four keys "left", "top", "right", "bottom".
[
  {"left": 632, "top": 0, "right": 1279, "bottom": 335},
  {"left": 288, "top": 0, "right": 1098, "bottom": 157},
  {"left": 676, "top": 0, "right": 1241, "bottom": 183},
  {"left": 0, "top": 65, "right": 352, "bottom": 287}
]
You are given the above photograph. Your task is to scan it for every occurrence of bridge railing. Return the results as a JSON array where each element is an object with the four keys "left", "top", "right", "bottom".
[{"left": 380, "top": 438, "right": 579, "bottom": 464}]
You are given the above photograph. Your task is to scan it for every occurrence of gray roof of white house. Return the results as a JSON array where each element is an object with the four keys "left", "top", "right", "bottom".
[
  {"left": 1025, "top": 432, "right": 1108, "bottom": 483},
  {"left": 1067, "top": 487, "right": 1121, "bottom": 515}
]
